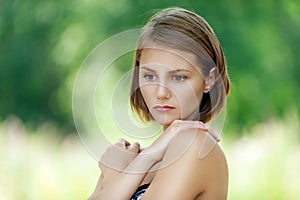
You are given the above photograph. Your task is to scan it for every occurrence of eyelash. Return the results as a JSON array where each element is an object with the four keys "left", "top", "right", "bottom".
[
  {"left": 143, "top": 74, "right": 157, "bottom": 81},
  {"left": 143, "top": 73, "right": 187, "bottom": 82},
  {"left": 171, "top": 74, "right": 187, "bottom": 81}
]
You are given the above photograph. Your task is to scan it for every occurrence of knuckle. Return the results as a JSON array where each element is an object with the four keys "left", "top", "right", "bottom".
[{"left": 172, "top": 119, "right": 182, "bottom": 125}]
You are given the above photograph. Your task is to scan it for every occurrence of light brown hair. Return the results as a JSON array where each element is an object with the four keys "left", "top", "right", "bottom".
[{"left": 130, "top": 7, "right": 230, "bottom": 123}]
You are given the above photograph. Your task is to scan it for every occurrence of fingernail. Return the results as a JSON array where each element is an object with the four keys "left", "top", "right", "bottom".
[
  {"left": 203, "top": 124, "right": 209, "bottom": 129},
  {"left": 132, "top": 142, "right": 138, "bottom": 146}
]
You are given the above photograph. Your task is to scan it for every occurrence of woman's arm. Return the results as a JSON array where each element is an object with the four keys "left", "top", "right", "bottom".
[
  {"left": 89, "top": 120, "right": 222, "bottom": 200},
  {"left": 89, "top": 139, "right": 150, "bottom": 200},
  {"left": 141, "top": 129, "right": 228, "bottom": 200},
  {"left": 89, "top": 134, "right": 167, "bottom": 200},
  {"left": 89, "top": 151, "right": 157, "bottom": 200}
]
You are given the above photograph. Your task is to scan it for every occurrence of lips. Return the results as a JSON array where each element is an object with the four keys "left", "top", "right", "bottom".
[{"left": 154, "top": 105, "right": 175, "bottom": 112}]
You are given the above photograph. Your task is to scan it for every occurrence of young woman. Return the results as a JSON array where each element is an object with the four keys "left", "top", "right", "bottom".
[{"left": 89, "top": 7, "right": 230, "bottom": 200}]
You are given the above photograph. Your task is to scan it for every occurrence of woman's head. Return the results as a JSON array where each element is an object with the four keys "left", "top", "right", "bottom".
[{"left": 130, "top": 7, "right": 230, "bottom": 125}]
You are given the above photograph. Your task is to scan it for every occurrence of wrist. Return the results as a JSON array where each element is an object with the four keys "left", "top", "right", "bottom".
[
  {"left": 139, "top": 148, "right": 165, "bottom": 164},
  {"left": 121, "top": 152, "right": 158, "bottom": 174}
]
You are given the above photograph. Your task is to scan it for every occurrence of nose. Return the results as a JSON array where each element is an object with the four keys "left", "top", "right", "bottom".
[{"left": 156, "top": 83, "right": 171, "bottom": 100}]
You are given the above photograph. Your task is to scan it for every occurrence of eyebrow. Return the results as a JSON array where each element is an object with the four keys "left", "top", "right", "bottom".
[{"left": 140, "top": 66, "right": 191, "bottom": 73}]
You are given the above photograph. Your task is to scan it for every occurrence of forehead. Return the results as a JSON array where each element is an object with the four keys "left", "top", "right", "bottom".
[{"left": 140, "top": 47, "right": 199, "bottom": 72}]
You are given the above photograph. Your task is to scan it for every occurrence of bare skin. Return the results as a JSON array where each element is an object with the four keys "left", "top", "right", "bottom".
[
  {"left": 88, "top": 47, "right": 228, "bottom": 199},
  {"left": 89, "top": 121, "right": 226, "bottom": 200}
]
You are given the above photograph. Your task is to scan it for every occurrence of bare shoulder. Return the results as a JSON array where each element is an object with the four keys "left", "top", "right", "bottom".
[
  {"left": 184, "top": 128, "right": 227, "bottom": 162},
  {"left": 166, "top": 127, "right": 228, "bottom": 166},
  {"left": 141, "top": 128, "right": 228, "bottom": 199},
  {"left": 177, "top": 128, "right": 228, "bottom": 198}
]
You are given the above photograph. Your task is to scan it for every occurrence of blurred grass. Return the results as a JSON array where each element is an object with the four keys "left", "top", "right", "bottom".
[
  {"left": 223, "top": 112, "right": 300, "bottom": 199},
  {"left": 0, "top": 115, "right": 299, "bottom": 199},
  {"left": 0, "top": 117, "right": 98, "bottom": 200}
]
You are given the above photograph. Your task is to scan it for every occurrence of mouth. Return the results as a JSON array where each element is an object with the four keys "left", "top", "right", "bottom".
[{"left": 154, "top": 105, "right": 175, "bottom": 112}]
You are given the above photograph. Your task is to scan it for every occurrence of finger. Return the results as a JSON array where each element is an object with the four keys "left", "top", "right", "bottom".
[
  {"left": 131, "top": 142, "right": 140, "bottom": 149},
  {"left": 171, "top": 119, "right": 182, "bottom": 125},
  {"left": 116, "top": 138, "right": 131, "bottom": 147},
  {"left": 207, "top": 127, "right": 221, "bottom": 142},
  {"left": 117, "top": 138, "right": 125, "bottom": 144},
  {"left": 170, "top": 120, "right": 192, "bottom": 129},
  {"left": 115, "top": 138, "right": 126, "bottom": 148},
  {"left": 118, "top": 138, "right": 131, "bottom": 145},
  {"left": 166, "top": 120, "right": 182, "bottom": 130},
  {"left": 128, "top": 142, "right": 140, "bottom": 153},
  {"left": 180, "top": 121, "right": 207, "bottom": 130},
  {"left": 114, "top": 143, "right": 124, "bottom": 150},
  {"left": 196, "top": 121, "right": 209, "bottom": 131},
  {"left": 124, "top": 140, "right": 131, "bottom": 147},
  {"left": 174, "top": 120, "right": 208, "bottom": 131}
]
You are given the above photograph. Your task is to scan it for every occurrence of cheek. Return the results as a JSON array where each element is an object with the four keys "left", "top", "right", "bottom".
[
  {"left": 139, "top": 85, "right": 154, "bottom": 103},
  {"left": 177, "top": 89, "right": 201, "bottom": 106},
  {"left": 190, "top": 79, "right": 205, "bottom": 101},
  {"left": 172, "top": 84, "right": 204, "bottom": 107},
  {"left": 194, "top": 86, "right": 204, "bottom": 102}
]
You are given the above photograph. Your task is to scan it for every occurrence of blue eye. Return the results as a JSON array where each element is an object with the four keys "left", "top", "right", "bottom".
[
  {"left": 172, "top": 74, "right": 187, "bottom": 81},
  {"left": 144, "top": 74, "right": 156, "bottom": 81}
]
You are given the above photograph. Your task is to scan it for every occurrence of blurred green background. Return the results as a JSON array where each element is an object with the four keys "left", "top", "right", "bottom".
[{"left": 1, "top": 0, "right": 300, "bottom": 199}]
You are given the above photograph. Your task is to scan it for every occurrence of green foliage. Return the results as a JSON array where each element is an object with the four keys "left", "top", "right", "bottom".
[{"left": 0, "top": 0, "right": 299, "bottom": 133}]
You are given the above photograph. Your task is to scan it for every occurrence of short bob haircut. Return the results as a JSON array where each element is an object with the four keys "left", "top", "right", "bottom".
[{"left": 130, "top": 7, "right": 230, "bottom": 123}]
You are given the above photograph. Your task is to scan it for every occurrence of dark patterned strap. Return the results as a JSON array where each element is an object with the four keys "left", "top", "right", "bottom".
[{"left": 130, "top": 183, "right": 150, "bottom": 200}]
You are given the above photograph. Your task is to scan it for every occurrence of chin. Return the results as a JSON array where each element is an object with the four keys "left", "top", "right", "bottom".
[{"left": 153, "top": 116, "right": 181, "bottom": 126}]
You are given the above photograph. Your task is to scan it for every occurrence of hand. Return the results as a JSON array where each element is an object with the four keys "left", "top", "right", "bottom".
[
  {"left": 141, "top": 120, "right": 220, "bottom": 162},
  {"left": 166, "top": 120, "right": 221, "bottom": 141},
  {"left": 99, "top": 138, "right": 140, "bottom": 187},
  {"left": 178, "top": 120, "right": 221, "bottom": 142}
]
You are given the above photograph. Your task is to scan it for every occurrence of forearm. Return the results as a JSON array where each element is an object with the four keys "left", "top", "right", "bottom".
[
  {"left": 88, "top": 174, "right": 103, "bottom": 200},
  {"left": 90, "top": 153, "right": 156, "bottom": 200}
]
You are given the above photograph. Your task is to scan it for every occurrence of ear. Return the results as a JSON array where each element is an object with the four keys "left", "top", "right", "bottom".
[{"left": 204, "top": 67, "right": 217, "bottom": 93}]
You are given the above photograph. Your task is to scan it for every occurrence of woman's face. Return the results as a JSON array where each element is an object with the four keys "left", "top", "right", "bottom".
[{"left": 139, "top": 47, "right": 206, "bottom": 128}]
